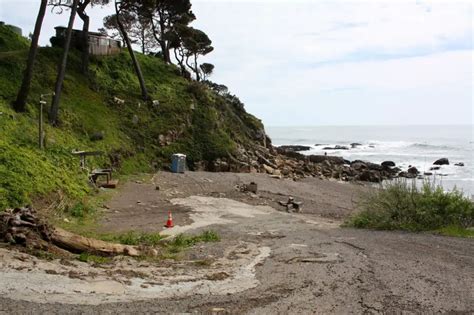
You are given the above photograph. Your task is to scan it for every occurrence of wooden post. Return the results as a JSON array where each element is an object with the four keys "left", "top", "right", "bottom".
[
  {"left": 39, "top": 93, "right": 53, "bottom": 149},
  {"left": 39, "top": 98, "right": 45, "bottom": 149}
]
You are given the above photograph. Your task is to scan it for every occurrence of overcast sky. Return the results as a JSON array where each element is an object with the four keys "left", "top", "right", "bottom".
[{"left": 0, "top": 0, "right": 472, "bottom": 126}]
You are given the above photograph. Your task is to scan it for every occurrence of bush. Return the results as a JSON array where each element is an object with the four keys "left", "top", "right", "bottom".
[{"left": 347, "top": 179, "right": 474, "bottom": 232}]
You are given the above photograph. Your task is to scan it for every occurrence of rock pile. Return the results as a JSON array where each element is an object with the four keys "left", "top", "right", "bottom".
[
  {"left": 200, "top": 145, "right": 403, "bottom": 183},
  {"left": 197, "top": 143, "right": 458, "bottom": 184}
]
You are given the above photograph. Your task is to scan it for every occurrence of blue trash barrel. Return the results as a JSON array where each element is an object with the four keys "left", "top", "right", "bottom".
[{"left": 171, "top": 154, "right": 186, "bottom": 173}]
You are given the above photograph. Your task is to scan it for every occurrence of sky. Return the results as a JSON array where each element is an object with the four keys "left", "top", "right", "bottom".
[{"left": 0, "top": 0, "right": 472, "bottom": 126}]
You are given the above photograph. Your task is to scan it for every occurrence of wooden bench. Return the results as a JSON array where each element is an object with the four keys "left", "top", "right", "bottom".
[{"left": 72, "top": 150, "right": 118, "bottom": 188}]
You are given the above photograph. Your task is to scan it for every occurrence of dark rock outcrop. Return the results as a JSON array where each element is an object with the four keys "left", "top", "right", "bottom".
[
  {"left": 433, "top": 158, "right": 449, "bottom": 165},
  {"left": 381, "top": 161, "right": 396, "bottom": 167},
  {"left": 278, "top": 145, "right": 311, "bottom": 152},
  {"left": 455, "top": 162, "right": 465, "bottom": 167},
  {"left": 323, "top": 145, "right": 350, "bottom": 150}
]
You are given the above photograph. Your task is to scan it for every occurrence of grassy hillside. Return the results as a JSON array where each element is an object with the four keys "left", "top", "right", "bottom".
[{"left": 0, "top": 25, "right": 265, "bottom": 209}]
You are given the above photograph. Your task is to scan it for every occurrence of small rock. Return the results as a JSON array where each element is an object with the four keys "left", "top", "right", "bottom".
[
  {"left": 455, "top": 162, "right": 464, "bottom": 167},
  {"left": 263, "top": 164, "right": 274, "bottom": 174},
  {"left": 63, "top": 218, "right": 70, "bottom": 223},
  {"left": 132, "top": 115, "right": 139, "bottom": 125},
  {"left": 90, "top": 131, "right": 104, "bottom": 142}
]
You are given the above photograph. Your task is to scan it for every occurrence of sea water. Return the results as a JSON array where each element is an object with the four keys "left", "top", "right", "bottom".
[{"left": 266, "top": 125, "right": 474, "bottom": 197}]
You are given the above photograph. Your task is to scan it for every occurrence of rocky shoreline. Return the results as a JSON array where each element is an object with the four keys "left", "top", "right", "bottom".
[{"left": 193, "top": 143, "right": 463, "bottom": 184}]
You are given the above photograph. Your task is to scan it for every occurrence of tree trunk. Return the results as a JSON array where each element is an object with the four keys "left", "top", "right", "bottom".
[
  {"left": 77, "top": 0, "right": 91, "bottom": 75},
  {"left": 51, "top": 227, "right": 147, "bottom": 257},
  {"left": 49, "top": 0, "right": 79, "bottom": 125},
  {"left": 115, "top": 0, "right": 149, "bottom": 100},
  {"left": 13, "top": 0, "right": 48, "bottom": 112},
  {"left": 194, "top": 54, "right": 200, "bottom": 81},
  {"left": 141, "top": 27, "right": 145, "bottom": 54}
]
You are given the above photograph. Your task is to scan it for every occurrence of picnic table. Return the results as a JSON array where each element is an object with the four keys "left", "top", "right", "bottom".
[{"left": 71, "top": 150, "right": 118, "bottom": 188}]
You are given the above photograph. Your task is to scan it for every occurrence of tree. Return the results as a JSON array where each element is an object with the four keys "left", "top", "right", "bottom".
[
  {"left": 102, "top": 10, "right": 155, "bottom": 54},
  {"left": 76, "top": 0, "right": 91, "bottom": 74},
  {"left": 113, "top": 0, "right": 149, "bottom": 100},
  {"left": 200, "top": 63, "right": 214, "bottom": 81},
  {"left": 49, "top": 0, "right": 80, "bottom": 125},
  {"left": 144, "top": 0, "right": 195, "bottom": 63},
  {"left": 182, "top": 27, "right": 213, "bottom": 81},
  {"left": 13, "top": 0, "right": 48, "bottom": 112},
  {"left": 169, "top": 24, "right": 213, "bottom": 81}
]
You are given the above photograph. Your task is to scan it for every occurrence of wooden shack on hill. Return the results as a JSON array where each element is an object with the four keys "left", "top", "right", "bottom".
[{"left": 52, "top": 26, "right": 121, "bottom": 56}]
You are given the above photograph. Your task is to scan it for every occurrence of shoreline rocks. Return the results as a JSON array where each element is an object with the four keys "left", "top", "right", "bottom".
[
  {"left": 277, "top": 145, "right": 311, "bottom": 152},
  {"left": 197, "top": 142, "right": 457, "bottom": 185},
  {"left": 433, "top": 158, "right": 449, "bottom": 165},
  {"left": 323, "top": 145, "right": 349, "bottom": 150}
]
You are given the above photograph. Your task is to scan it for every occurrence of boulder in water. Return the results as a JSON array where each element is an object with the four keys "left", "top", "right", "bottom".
[
  {"left": 381, "top": 161, "right": 396, "bottom": 167},
  {"left": 408, "top": 166, "right": 419, "bottom": 175},
  {"left": 455, "top": 162, "right": 465, "bottom": 167},
  {"left": 433, "top": 158, "right": 449, "bottom": 165}
]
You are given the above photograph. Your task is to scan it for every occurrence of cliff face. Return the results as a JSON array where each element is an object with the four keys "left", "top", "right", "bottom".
[{"left": 0, "top": 25, "right": 269, "bottom": 208}]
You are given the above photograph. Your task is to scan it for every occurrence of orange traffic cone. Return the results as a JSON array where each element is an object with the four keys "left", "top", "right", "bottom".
[{"left": 164, "top": 211, "right": 174, "bottom": 228}]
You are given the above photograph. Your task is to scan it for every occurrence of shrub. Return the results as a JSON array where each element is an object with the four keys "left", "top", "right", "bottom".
[{"left": 347, "top": 179, "right": 474, "bottom": 232}]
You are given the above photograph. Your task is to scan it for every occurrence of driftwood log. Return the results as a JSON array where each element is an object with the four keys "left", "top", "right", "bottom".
[
  {"left": 1, "top": 207, "right": 152, "bottom": 257},
  {"left": 51, "top": 227, "right": 141, "bottom": 257}
]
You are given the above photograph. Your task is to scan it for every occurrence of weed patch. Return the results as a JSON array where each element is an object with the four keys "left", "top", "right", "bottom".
[{"left": 346, "top": 180, "right": 474, "bottom": 234}]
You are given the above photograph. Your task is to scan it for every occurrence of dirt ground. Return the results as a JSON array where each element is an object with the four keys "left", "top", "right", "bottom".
[{"left": 0, "top": 171, "right": 473, "bottom": 314}]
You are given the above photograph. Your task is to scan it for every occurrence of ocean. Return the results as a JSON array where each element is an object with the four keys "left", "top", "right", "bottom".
[{"left": 266, "top": 125, "right": 474, "bottom": 197}]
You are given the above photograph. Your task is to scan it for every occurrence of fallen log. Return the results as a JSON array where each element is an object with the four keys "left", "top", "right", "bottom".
[
  {"left": 255, "top": 150, "right": 278, "bottom": 169},
  {"left": 51, "top": 227, "right": 143, "bottom": 257},
  {"left": 1, "top": 207, "right": 155, "bottom": 257}
]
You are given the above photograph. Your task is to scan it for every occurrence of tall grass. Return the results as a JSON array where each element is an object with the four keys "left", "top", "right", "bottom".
[{"left": 347, "top": 179, "right": 473, "bottom": 233}]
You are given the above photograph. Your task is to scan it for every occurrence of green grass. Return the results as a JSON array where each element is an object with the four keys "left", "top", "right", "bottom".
[
  {"left": 164, "top": 230, "right": 220, "bottom": 254},
  {"left": 436, "top": 226, "right": 474, "bottom": 238},
  {"left": 346, "top": 179, "right": 474, "bottom": 236},
  {"left": 77, "top": 252, "right": 111, "bottom": 264},
  {"left": 100, "top": 231, "right": 165, "bottom": 246},
  {"left": 0, "top": 23, "right": 264, "bottom": 210}
]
